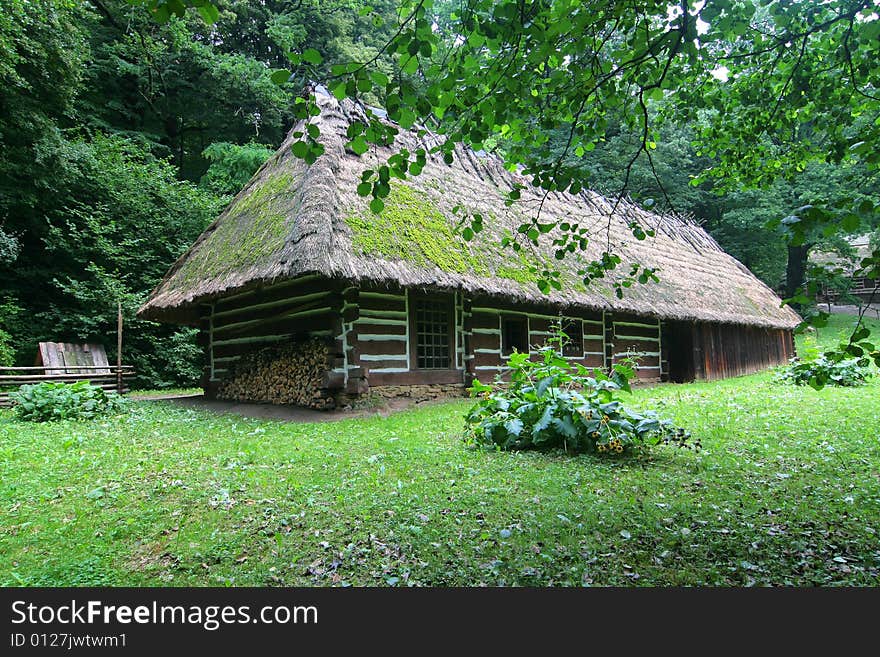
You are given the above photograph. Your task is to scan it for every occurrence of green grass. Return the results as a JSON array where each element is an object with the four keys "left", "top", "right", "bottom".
[
  {"left": 125, "top": 388, "right": 203, "bottom": 399},
  {"left": 2, "top": 364, "right": 878, "bottom": 586},
  {"left": 803, "top": 312, "right": 880, "bottom": 351}
]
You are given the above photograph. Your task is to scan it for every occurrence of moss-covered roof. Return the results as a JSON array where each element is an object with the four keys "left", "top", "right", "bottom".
[{"left": 138, "top": 93, "right": 801, "bottom": 330}]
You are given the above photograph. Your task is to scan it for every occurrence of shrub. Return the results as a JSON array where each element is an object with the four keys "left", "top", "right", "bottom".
[
  {"left": 777, "top": 355, "right": 870, "bottom": 388},
  {"left": 776, "top": 334, "right": 871, "bottom": 389},
  {"left": 464, "top": 337, "right": 696, "bottom": 455},
  {"left": 0, "top": 299, "right": 20, "bottom": 367},
  {"left": 9, "top": 381, "right": 126, "bottom": 422},
  {"left": 0, "top": 327, "right": 13, "bottom": 367}
]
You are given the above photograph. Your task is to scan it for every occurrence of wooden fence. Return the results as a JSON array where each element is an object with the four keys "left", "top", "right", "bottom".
[{"left": 0, "top": 365, "right": 135, "bottom": 407}]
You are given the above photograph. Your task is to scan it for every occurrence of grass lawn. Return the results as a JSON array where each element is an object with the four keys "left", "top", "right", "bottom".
[
  {"left": 1, "top": 319, "right": 878, "bottom": 586},
  {"left": 805, "top": 312, "right": 880, "bottom": 351}
]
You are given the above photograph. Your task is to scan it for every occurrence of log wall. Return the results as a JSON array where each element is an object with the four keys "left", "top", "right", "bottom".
[
  {"left": 199, "top": 275, "right": 796, "bottom": 407},
  {"left": 205, "top": 275, "right": 342, "bottom": 385},
  {"left": 468, "top": 295, "right": 609, "bottom": 380},
  {"left": 352, "top": 285, "right": 410, "bottom": 375},
  {"left": 608, "top": 313, "right": 663, "bottom": 382},
  {"left": 688, "top": 322, "right": 795, "bottom": 381},
  {"left": 203, "top": 275, "right": 343, "bottom": 407},
  {"left": 347, "top": 284, "right": 467, "bottom": 389}
]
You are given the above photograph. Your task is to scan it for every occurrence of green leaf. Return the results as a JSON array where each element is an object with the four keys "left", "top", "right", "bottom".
[
  {"left": 532, "top": 405, "right": 554, "bottom": 435},
  {"left": 504, "top": 418, "right": 524, "bottom": 436},
  {"left": 370, "top": 71, "right": 390, "bottom": 87},
  {"left": 536, "top": 376, "right": 554, "bottom": 398},
  {"left": 291, "top": 141, "right": 309, "bottom": 159},
  {"left": 551, "top": 415, "right": 578, "bottom": 438},
  {"left": 841, "top": 214, "right": 861, "bottom": 232},
  {"left": 152, "top": 4, "right": 171, "bottom": 22},
  {"left": 402, "top": 55, "right": 419, "bottom": 75},
  {"left": 370, "top": 197, "right": 385, "bottom": 213},
  {"left": 332, "top": 82, "right": 348, "bottom": 101},
  {"left": 197, "top": 3, "right": 219, "bottom": 24},
  {"left": 348, "top": 136, "right": 369, "bottom": 156},
  {"left": 270, "top": 69, "right": 292, "bottom": 85},
  {"left": 302, "top": 48, "right": 323, "bottom": 65}
]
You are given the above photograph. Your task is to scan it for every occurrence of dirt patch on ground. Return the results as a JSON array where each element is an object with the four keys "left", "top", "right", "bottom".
[
  {"left": 139, "top": 394, "right": 435, "bottom": 423},
  {"left": 127, "top": 540, "right": 178, "bottom": 575}
]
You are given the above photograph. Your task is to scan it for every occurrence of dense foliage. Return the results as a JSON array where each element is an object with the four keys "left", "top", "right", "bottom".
[
  {"left": 777, "top": 336, "right": 873, "bottom": 389},
  {"left": 9, "top": 381, "right": 126, "bottom": 422},
  {"left": 0, "top": 0, "right": 396, "bottom": 387},
  {"left": 0, "top": 330, "right": 13, "bottom": 367},
  {"left": 778, "top": 355, "right": 870, "bottom": 389},
  {"left": 465, "top": 336, "right": 696, "bottom": 455}
]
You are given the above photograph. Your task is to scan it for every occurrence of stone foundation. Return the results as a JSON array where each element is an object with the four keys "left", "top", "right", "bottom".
[{"left": 368, "top": 383, "right": 467, "bottom": 401}]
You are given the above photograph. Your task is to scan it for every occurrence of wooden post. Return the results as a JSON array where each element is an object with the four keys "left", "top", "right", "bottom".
[{"left": 117, "top": 301, "right": 123, "bottom": 394}]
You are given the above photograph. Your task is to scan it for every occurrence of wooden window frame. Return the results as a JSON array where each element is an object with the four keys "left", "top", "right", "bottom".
[
  {"left": 501, "top": 315, "right": 529, "bottom": 356},
  {"left": 560, "top": 317, "right": 583, "bottom": 357},
  {"left": 409, "top": 292, "right": 455, "bottom": 370}
]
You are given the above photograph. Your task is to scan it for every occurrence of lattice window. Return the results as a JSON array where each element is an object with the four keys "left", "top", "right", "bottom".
[{"left": 415, "top": 299, "right": 451, "bottom": 369}]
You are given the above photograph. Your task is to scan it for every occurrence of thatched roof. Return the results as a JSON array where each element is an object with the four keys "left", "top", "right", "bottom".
[{"left": 138, "top": 93, "right": 800, "bottom": 330}]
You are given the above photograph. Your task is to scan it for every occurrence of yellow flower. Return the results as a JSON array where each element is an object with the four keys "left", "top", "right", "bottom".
[
  {"left": 615, "top": 445, "right": 624, "bottom": 453},
  {"left": 597, "top": 444, "right": 606, "bottom": 453}
]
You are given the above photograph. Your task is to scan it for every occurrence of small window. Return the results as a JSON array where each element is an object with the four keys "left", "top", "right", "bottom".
[
  {"left": 502, "top": 317, "right": 529, "bottom": 355},
  {"left": 561, "top": 318, "right": 583, "bottom": 357},
  {"left": 414, "top": 299, "right": 451, "bottom": 369}
]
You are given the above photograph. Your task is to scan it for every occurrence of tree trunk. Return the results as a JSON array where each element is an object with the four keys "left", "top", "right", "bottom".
[{"left": 785, "top": 243, "right": 811, "bottom": 310}]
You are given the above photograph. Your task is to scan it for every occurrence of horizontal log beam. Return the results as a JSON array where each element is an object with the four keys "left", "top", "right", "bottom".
[
  {"left": 359, "top": 291, "right": 406, "bottom": 301},
  {"left": 0, "top": 373, "right": 134, "bottom": 382},
  {"left": 212, "top": 290, "right": 332, "bottom": 322},
  {"left": 356, "top": 340, "right": 409, "bottom": 356},
  {"left": 353, "top": 317, "right": 407, "bottom": 326},
  {"left": 213, "top": 275, "right": 329, "bottom": 311},
  {"left": 0, "top": 366, "right": 134, "bottom": 372},
  {"left": 359, "top": 354, "right": 408, "bottom": 362},
  {"left": 367, "top": 369, "right": 464, "bottom": 385},
  {"left": 212, "top": 305, "right": 334, "bottom": 337}
]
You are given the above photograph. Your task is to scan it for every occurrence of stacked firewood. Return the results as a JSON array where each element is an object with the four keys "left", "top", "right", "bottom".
[{"left": 217, "top": 339, "right": 334, "bottom": 409}]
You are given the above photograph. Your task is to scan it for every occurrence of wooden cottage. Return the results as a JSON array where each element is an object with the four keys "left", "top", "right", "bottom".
[
  {"left": 138, "top": 93, "right": 800, "bottom": 408},
  {"left": 813, "top": 234, "right": 879, "bottom": 306}
]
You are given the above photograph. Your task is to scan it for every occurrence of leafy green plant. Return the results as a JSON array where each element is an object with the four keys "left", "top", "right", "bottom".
[
  {"left": 464, "top": 332, "right": 695, "bottom": 455},
  {"left": 9, "top": 381, "right": 126, "bottom": 422},
  {"left": 0, "top": 299, "right": 20, "bottom": 367},
  {"left": 0, "top": 327, "right": 13, "bottom": 368},
  {"left": 200, "top": 141, "right": 274, "bottom": 195},
  {"left": 777, "top": 355, "right": 870, "bottom": 389},
  {"left": 776, "top": 334, "right": 872, "bottom": 389}
]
